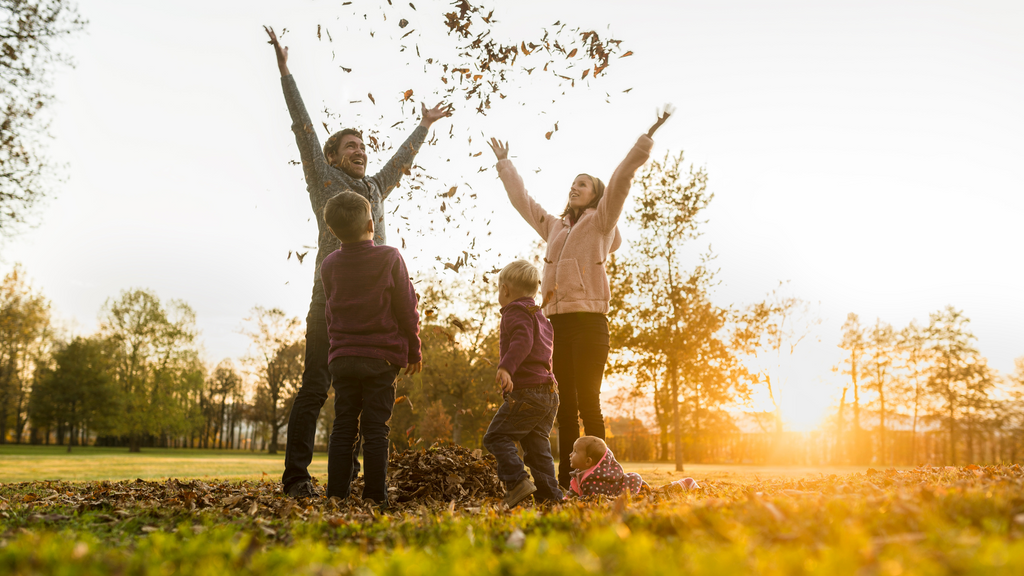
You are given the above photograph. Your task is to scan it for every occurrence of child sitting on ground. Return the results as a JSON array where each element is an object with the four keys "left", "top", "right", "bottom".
[
  {"left": 320, "top": 191, "right": 422, "bottom": 508},
  {"left": 568, "top": 436, "right": 699, "bottom": 497},
  {"left": 482, "top": 260, "right": 563, "bottom": 508}
]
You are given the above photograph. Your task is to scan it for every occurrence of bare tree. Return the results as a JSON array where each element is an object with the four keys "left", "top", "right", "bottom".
[
  {"left": 863, "top": 319, "right": 896, "bottom": 465},
  {"left": 898, "top": 320, "right": 931, "bottom": 464},
  {"left": 241, "top": 306, "right": 303, "bottom": 455},
  {"left": 926, "top": 306, "right": 986, "bottom": 465},
  {"left": 838, "top": 313, "right": 866, "bottom": 463}
]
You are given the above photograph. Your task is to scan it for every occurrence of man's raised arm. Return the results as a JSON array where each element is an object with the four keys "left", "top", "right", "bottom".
[
  {"left": 265, "top": 26, "right": 328, "bottom": 180},
  {"left": 371, "top": 102, "right": 453, "bottom": 199}
]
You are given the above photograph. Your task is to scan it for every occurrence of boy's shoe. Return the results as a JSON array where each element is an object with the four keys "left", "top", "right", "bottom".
[
  {"left": 286, "top": 480, "right": 319, "bottom": 499},
  {"left": 363, "top": 497, "right": 391, "bottom": 513},
  {"left": 503, "top": 478, "right": 537, "bottom": 509}
]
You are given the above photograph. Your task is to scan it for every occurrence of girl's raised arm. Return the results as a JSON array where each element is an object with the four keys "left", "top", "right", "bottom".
[
  {"left": 594, "top": 105, "right": 674, "bottom": 234},
  {"left": 490, "top": 138, "right": 557, "bottom": 241}
]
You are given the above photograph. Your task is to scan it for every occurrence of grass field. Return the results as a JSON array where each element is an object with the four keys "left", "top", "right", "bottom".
[
  {"left": 0, "top": 445, "right": 880, "bottom": 484},
  {"left": 2, "top": 445, "right": 1021, "bottom": 575}
]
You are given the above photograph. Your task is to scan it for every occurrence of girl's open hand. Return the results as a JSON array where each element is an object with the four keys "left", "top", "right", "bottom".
[
  {"left": 488, "top": 137, "right": 509, "bottom": 161},
  {"left": 647, "top": 104, "right": 675, "bottom": 138}
]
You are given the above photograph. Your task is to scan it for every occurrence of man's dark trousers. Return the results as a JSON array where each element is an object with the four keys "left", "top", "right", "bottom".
[{"left": 282, "top": 292, "right": 359, "bottom": 491}]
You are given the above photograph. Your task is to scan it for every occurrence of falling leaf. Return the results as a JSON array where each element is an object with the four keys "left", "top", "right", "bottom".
[
  {"left": 443, "top": 186, "right": 457, "bottom": 198},
  {"left": 403, "top": 89, "right": 414, "bottom": 101},
  {"left": 368, "top": 93, "right": 376, "bottom": 104},
  {"left": 399, "top": 18, "right": 409, "bottom": 28},
  {"left": 620, "top": 50, "right": 634, "bottom": 58},
  {"left": 296, "top": 251, "right": 308, "bottom": 264},
  {"left": 567, "top": 48, "right": 578, "bottom": 58},
  {"left": 317, "top": 24, "right": 321, "bottom": 40}
]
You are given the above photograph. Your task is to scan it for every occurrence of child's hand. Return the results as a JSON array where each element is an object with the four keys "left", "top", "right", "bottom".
[
  {"left": 488, "top": 137, "right": 509, "bottom": 161},
  {"left": 496, "top": 368, "right": 513, "bottom": 394},
  {"left": 405, "top": 361, "right": 422, "bottom": 376}
]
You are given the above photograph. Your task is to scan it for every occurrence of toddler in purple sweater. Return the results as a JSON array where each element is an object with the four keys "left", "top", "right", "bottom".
[
  {"left": 320, "top": 191, "right": 422, "bottom": 507},
  {"left": 483, "top": 260, "right": 563, "bottom": 508}
]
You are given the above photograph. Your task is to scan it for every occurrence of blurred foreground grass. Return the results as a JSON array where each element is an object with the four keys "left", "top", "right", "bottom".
[{"left": 2, "top": 460, "right": 1022, "bottom": 575}]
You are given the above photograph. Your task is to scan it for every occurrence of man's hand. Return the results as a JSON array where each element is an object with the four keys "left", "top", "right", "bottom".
[
  {"left": 496, "top": 368, "right": 514, "bottom": 394},
  {"left": 264, "top": 26, "right": 290, "bottom": 77},
  {"left": 405, "top": 361, "right": 423, "bottom": 376},
  {"left": 488, "top": 137, "right": 509, "bottom": 161},
  {"left": 647, "top": 104, "right": 675, "bottom": 138},
  {"left": 420, "top": 102, "right": 453, "bottom": 127}
]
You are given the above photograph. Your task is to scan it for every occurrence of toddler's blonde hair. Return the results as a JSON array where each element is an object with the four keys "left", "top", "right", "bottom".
[{"left": 498, "top": 260, "right": 541, "bottom": 298}]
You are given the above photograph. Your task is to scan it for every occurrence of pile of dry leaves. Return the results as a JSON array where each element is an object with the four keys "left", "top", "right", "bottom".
[{"left": 378, "top": 444, "right": 504, "bottom": 503}]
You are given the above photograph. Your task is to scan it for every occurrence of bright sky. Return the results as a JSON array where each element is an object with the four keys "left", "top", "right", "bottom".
[{"left": 3, "top": 0, "right": 1022, "bottom": 431}]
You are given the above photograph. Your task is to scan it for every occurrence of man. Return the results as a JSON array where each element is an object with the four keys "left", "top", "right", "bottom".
[{"left": 265, "top": 26, "right": 451, "bottom": 498}]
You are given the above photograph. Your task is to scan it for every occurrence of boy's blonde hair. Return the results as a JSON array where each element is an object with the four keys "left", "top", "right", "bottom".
[
  {"left": 498, "top": 260, "right": 541, "bottom": 298},
  {"left": 578, "top": 436, "right": 607, "bottom": 464}
]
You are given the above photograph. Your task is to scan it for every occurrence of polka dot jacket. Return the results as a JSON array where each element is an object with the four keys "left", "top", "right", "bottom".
[{"left": 568, "top": 448, "right": 649, "bottom": 497}]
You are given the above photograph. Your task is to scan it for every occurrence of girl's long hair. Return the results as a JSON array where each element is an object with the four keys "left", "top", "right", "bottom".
[{"left": 559, "top": 173, "right": 606, "bottom": 223}]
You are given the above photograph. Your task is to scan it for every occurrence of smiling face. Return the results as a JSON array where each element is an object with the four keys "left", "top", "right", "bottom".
[
  {"left": 567, "top": 174, "right": 597, "bottom": 210},
  {"left": 327, "top": 134, "right": 368, "bottom": 178}
]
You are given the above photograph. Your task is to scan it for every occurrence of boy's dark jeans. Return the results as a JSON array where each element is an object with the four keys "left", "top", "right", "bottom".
[
  {"left": 327, "top": 355, "right": 399, "bottom": 503},
  {"left": 282, "top": 295, "right": 360, "bottom": 492},
  {"left": 483, "top": 386, "right": 563, "bottom": 502},
  {"left": 549, "top": 312, "right": 610, "bottom": 489}
]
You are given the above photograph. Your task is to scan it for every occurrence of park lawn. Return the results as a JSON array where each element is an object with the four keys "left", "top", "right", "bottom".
[
  {"left": 0, "top": 445, "right": 326, "bottom": 483},
  {"left": 0, "top": 444, "right": 883, "bottom": 484},
  {"left": 1, "top": 464, "right": 1022, "bottom": 575}
]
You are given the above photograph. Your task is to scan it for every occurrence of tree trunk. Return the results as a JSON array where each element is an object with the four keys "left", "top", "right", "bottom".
[
  {"left": 836, "top": 387, "right": 847, "bottom": 464},
  {"left": 452, "top": 409, "right": 463, "bottom": 446},
  {"left": 129, "top": 434, "right": 142, "bottom": 453},
  {"left": 878, "top": 385, "right": 886, "bottom": 466},
  {"left": 910, "top": 381, "right": 920, "bottom": 464},
  {"left": 269, "top": 421, "right": 280, "bottom": 454},
  {"left": 671, "top": 371, "right": 684, "bottom": 472}
]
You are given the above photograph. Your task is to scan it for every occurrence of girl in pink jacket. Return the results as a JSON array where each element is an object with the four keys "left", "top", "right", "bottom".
[{"left": 488, "top": 107, "right": 673, "bottom": 488}]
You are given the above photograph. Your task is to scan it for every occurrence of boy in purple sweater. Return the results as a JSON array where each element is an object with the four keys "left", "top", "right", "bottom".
[
  {"left": 482, "top": 260, "right": 563, "bottom": 507},
  {"left": 320, "top": 191, "right": 422, "bottom": 506}
]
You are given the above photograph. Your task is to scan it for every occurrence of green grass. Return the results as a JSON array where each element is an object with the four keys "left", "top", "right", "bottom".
[
  {"left": 2, "top": 465, "right": 1022, "bottom": 575},
  {"left": 0, "top": 445, "right": 316, "bottom": 483},
  {"left": 0, "top": 444, "right": 883, "bottom": 484}
]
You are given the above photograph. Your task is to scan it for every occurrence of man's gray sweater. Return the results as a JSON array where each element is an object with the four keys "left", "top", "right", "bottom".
[{"left": 281, "top": 74, "right": 427, "bottom": 302}]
